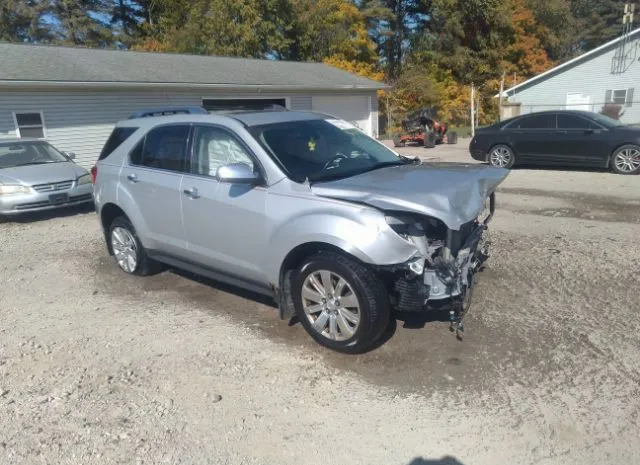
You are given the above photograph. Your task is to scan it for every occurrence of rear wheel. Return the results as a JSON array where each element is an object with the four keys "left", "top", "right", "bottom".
[
  {"left": 392, "top": 136, "right": 405, "bottom": 148},
  {"left": 108, "top": 216, "right": 161, "bottom": 276},
  {"left": 292, "top": 252, "right": 390, "bottom": 354},
  {"left": 424, "top": 130, "right": 435, "bottom": 148},
  {"left": 488, "top": 144, "right": 515, "bottom": 168},
  {"left": 611, "top": 145, "right": 640, "bottom": 175}
]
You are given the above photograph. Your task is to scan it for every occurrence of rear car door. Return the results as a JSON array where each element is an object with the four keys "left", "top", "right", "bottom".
[
  {"left": 123, "top": 124, "right": 190, "bottom": 256},
  {"left": 555, "top": 114, "right": 610, "bottom": 167},
  {"left": 181, "top": 124, "right": 270, "bottom": 287},
  {"left": 507, "top": 114, "right": 557, "bottom": 163}
]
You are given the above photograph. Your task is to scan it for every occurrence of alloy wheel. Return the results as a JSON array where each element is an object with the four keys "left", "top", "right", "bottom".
[
  {"left": 489, "top": 147, "right": 512, "bottom": 167},
  {"left": 111, "top": 227, "right": 138, "bottom": 273},
  {"left": 614, "top": 147, "right": 640, "bottom": 173},
  {"left": 301, "top": 270, "right": 361, "bottom": 341}
]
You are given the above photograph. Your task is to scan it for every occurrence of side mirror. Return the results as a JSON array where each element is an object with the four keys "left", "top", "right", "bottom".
[
  {"left": 65, "top": 152, "right": 76, "bottom": 160},
  {"left": 585, "top": 128, "right": 602, "bottom": 135},
  {"left": 216, "top": 163, "right": 260, "bottom": 184}
]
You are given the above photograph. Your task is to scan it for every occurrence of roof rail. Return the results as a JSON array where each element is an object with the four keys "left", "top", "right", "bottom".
[
  {"left": 128, "top": 106, "right": 208, "bottom": 119},
  {"left": 208, "top": 104, "right": 290, "bottom": 113}
]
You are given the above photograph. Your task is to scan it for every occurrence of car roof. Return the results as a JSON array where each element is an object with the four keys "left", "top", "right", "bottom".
[
  {"left": 116, "top": 110, "right": 329, "bottom": 129},
  {"left": 513, "top": 110, "right": 598, "bottom": 118}
]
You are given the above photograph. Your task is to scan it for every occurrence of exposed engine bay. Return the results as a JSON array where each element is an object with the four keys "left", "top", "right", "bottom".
[{"left": 378, "top": 193, "right": 496, "bottom": 338}]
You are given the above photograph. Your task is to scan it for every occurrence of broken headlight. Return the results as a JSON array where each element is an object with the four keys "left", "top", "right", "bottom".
[{"left": 385, "top": 214, "right": 424, "bottom": 240}]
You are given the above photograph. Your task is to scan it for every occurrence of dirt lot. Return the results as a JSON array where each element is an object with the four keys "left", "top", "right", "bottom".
[{"left": 1, "top": 141, "right": 639, "bottom": 465}]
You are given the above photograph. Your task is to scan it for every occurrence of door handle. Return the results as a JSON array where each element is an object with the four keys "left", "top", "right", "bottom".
[
  {"left": 183, "top": 187, "right": 200, "bottom": 199},
  {"left": 127, "top": 173, "right": 139, "bottom": 183}
]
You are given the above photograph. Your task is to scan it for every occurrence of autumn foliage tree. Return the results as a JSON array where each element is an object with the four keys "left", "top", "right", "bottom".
[
  {"left": 504, "top": 0, "right": 556, "bottom": 81},
  {"left": 0, "top": 0, "right": 630, "bottom": 132}
]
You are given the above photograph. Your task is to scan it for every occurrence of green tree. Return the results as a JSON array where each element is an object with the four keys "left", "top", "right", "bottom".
[
  {"left": 50, "top": 0, "right": 114, "bottom": 46},
  {"left": 526, "top": 0, "right": 577, "bottom": 60},
  {"left": 0, "top": 0, "right": 50, "bottom": 43},
  {"left": 414, "top": 0, "right": 514, "bottom": 84},
  {"left": 283, "top": 0, "right": 377, "bottom": 62},
  {"left": 571, "top": 0, "right": 628, "bottom": 53},
  {"left": 358, "top": 0, "right": 429, "bottom": 79}
]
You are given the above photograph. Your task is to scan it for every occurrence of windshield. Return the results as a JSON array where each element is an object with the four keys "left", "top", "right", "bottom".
[
  {"left": 248, "top": 118, "right": 407, "bottom": 182},
  {"left": 589, "top": 113, "right": 625, "bottom": 128},
  {"left": 0, "top": 142, "right": 69, "bottom": 169}
]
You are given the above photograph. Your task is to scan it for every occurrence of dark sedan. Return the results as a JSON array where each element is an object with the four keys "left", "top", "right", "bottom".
[{"left": 469, "top": 110, "right": 640, "bottom": 174}]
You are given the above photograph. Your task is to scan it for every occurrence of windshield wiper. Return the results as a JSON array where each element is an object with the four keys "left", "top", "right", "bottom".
[{"left": 399, "top": 154, "right": 421, "bottom": 164}]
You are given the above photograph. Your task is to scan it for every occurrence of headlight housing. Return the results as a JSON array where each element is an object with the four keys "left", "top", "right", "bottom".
[
  {"left": 77, "top": 174, "right": 92, "bottom": 185},
  {"left": 0, "top": 185, "right": 31, "bottom": 196}
]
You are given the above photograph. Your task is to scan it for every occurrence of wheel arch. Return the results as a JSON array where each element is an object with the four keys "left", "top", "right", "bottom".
[
  {"left": 100, "top": 203, "right": 128, "bottom": 255},
  {"left": 276, "top": 241, "right": 370, "bottom": 320}
]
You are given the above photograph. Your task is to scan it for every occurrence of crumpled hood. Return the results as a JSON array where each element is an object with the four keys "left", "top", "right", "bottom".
[
  {"left": 0, "top": 162, "right": 88, "bottom": 186},
  {"left": 311, "top": 163, "right": 510, "bottom": 230}
]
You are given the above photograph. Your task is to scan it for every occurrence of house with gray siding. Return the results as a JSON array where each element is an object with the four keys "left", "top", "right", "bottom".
[
  {"left": 501, "top": 27, "right": 640, "bottom": 124},
  {"left": 0, "top": 43, "right": 383, "bottom": 168}
]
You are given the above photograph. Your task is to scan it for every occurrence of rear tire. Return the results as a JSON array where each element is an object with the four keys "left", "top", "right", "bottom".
[
  {"left": 108, "top": 216, "right": 162, "bottom": 276},
  {"left": 424, "top": 131, "right": 435, "bottom": 148},
  {"left": 292, "top": 252, "right": 390, "bottom": 354},
  {"left": 392, "top": 136, "right": 405, "bottom": 148},
  {"left": 488, "top": 144, "right": 515, "bottom": 168},
  {"left": 610, "top": 144, "right": 640, "bottom": 175}
]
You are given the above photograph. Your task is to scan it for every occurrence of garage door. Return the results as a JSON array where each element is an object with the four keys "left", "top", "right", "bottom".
[{"left": 312, "top": 96, "right": 371, "bottom": 136}]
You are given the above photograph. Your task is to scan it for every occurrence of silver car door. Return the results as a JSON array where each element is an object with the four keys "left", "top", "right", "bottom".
[
  {"left": 181, "top": 124, "right": 269, "bottom": 286},
  {"left": 122, "top": 124, "right": 190, "bottom": 256}
]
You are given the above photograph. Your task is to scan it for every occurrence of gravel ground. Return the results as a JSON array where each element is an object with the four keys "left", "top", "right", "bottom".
[{"left": 1, "top": 142, "right": 639, "bottom": 465}]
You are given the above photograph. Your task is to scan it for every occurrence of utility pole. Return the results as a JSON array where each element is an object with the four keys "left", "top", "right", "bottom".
[
  {"left": 499, "top": 72, "right": 506, "bottom": 121},
  {"left": 471, "top": 83, "right": 475, "bottom": 137}
]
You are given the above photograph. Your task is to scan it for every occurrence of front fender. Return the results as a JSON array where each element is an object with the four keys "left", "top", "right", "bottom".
[{"left": 264, "top": 208, "right": 419, "bottom": 284}]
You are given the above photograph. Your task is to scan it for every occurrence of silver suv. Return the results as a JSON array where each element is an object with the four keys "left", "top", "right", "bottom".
[{"left": 93, "top": 107, "right": 508, "bottom": 353}]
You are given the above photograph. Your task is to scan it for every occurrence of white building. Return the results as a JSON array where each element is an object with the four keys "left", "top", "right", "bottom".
[
  {"left": 500, "top": 27, "right": 640, "bottom": 124},
  {"left": 0, "top": 43, "right": 384, "bottom": 168}
]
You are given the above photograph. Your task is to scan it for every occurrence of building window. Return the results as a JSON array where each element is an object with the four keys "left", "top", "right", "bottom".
[
  {"left": 13, "top": 112, "right": 46, "bottom": 138},
  {"left": 605, "top": 89, "right": 634, "bottom": 107}
]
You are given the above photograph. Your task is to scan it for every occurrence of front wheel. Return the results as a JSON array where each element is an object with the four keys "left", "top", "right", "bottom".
[
  {"left": 488, "top": 144, "right": 515, "bottom": 168},
  {"left": 292, "top": 252, "right": 390, "bottom": 354},
  {"left": 611, "top": 145, "right": 640, "bottom": 175}
]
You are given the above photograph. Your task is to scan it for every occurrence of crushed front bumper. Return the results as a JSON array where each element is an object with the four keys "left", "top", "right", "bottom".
[{"left": 384, "top": 193, "right": 495, "bottom": 315}]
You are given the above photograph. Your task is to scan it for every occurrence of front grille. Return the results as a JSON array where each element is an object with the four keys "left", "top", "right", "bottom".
[
  {"left": 14, "top": 193, "right": 92, "bottom": 210},
  {"left": 32, "top": 180, "right": 73, "bottom": 192},
  {"left": 15, "top": 200, "right": 51, "bottom": 210},
  {"left": 69, "top": 193, "right": 93, "bottom": 202}
]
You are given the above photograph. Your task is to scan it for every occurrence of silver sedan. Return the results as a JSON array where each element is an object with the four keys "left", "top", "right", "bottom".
[{"left": 0, "top": 139, "right": 94, "bottom": 216}]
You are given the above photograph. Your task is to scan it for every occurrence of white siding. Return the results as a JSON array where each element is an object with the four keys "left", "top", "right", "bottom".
[
  {"left": 0, "top": 88, "right": 318, "bottom": 167},
  {"left": 506, "top": 35, "right": 640, "bottom": 124}
]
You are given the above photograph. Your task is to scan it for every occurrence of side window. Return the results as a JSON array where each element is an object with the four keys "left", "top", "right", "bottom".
[
  {"left": 129, "top": 139, "right": 144, "bottom": 165},
  {"left": 557, "top": 114, "right": 594, "bottom": 130},
  {"left": 134, "top": 125, "right": 190, "bottom": 172},
  {"left": 99, "top": 127, "right": 138, "bottom": 161},
  {"left": 513, "top": 114, "right": 555, "bottom": 129},
  {"left": 191, "top": 126, "right": 255, "bottom": 177}
]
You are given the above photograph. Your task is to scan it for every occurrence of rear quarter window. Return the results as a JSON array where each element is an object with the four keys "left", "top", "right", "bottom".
[{"left": 99, "top": 127, "right": 138, "bottom": 161}]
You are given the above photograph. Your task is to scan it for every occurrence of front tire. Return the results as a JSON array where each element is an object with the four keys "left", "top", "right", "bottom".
[
  {"left": 108, "top": 216, "right": 160, "bottom": 276},
  {"left": 488, "top": 144, "right": 515, "bottom": 168},
  {"left": 611, "top": 145, "right": 640, "bottom": 175},
  {"left": 292, "top": 252, "right": 390, "bottom": 354}
]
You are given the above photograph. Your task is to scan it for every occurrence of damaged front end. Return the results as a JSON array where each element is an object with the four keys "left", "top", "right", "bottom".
[{"left": 378, "top": 193, "right": 496, "bottom": 337}]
